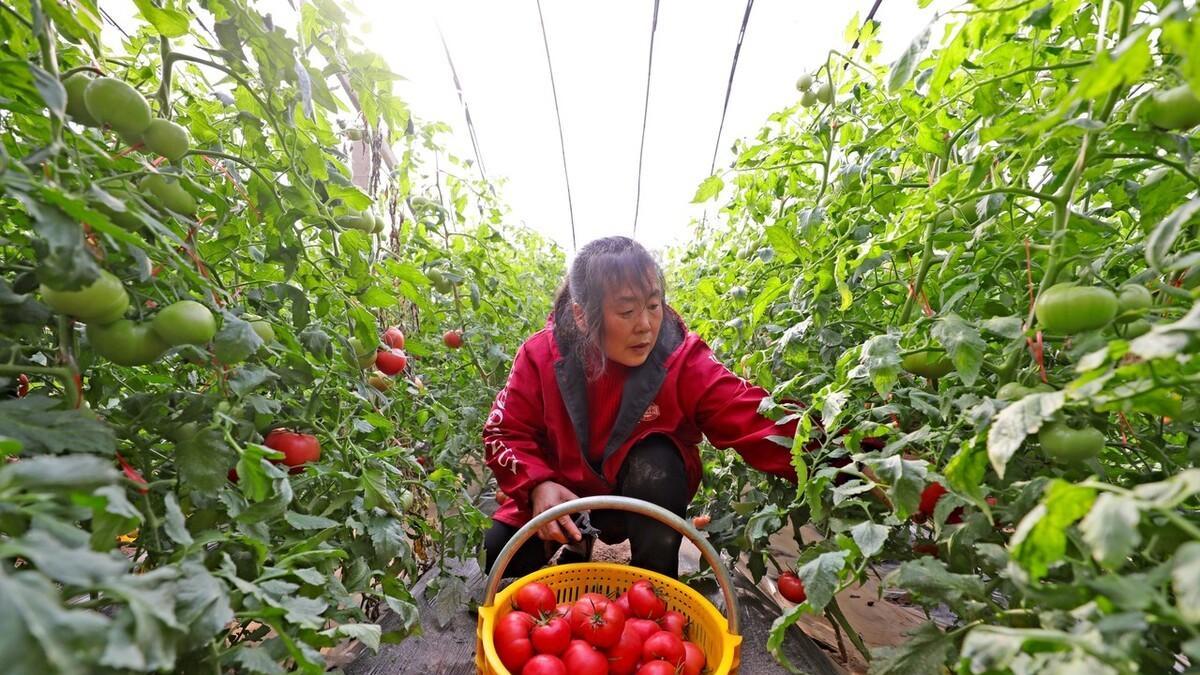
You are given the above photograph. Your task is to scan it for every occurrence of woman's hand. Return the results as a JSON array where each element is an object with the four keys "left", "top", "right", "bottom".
[{"left": 530, "top": 481, "right": 582, "bottom": 544}]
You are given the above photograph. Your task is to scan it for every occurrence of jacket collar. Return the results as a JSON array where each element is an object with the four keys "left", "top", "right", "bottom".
[{"left": 552, "top": 309, "right": 686, "bottom": 476}]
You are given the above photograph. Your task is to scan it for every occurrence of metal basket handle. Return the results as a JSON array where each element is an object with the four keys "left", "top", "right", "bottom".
[{"left": 482, "top": 495, "right": 740, "bottom": 634}]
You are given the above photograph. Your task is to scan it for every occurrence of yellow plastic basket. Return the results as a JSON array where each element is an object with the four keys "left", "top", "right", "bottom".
[{"left": 475, "top": 496, "right": 743, "bottom": 674}]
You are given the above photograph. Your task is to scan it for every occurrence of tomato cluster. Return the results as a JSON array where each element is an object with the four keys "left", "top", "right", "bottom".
[{"left": 494, "top": 580, "right": 706, "bottom": 675}]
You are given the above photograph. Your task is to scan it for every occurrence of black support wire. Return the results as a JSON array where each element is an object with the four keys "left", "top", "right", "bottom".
[
  {"left": 535, "top": 0, "right": 578, "bottom": 252},
  {"left": 436, "top": 22, "right": 494, "bottom": 197},
  {"left": 708, "top": 0, "right": 755, "bottom": 176},
  {"left": 631, "top": 0, "right": 661, "bottom": 236}
]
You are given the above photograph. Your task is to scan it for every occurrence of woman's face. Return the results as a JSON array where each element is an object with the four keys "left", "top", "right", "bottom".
[{"left": 598, "top": 283, "right": 663, "bottom": 367}]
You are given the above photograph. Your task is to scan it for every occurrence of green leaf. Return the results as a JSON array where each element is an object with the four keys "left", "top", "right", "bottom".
[
  {"left": 176, "top": 428, "right": 235, "bottom": 495},
  {"left": 850, "top": 521, "right": 888, "bottom": 558},
  {"left": 888, "top": 26, "right": 929, "bottom": 92},
  {"left": 1173, "top": 542, "right": 1200, "bottom": 623},
  {"left": 0, "top": 528, "right": 128, "bottom": 586},
  {"left": 162, "top": 494, "right": 194, "bottom": 547},
  {"left": 692, "top": 175, "right": 724, "bottom": 203},
  {"left": 869, "top": 622, "right": 955, "bottom": 674},
  {"left": 0, "top": 396, "right": 116, "bottom": 456},
  {"left": 175, "top": 560, "right": 234, "bottom": 649},
  {"left": 943, "top": 436, "right": 989, "bottom": 508},
  {"left": 1010, "top": 480, "right": 1096, "bottom": 581},
  {"left": 1079, "top": 493, "right": 1141, "bottom": 568},
  {"left": 234, "top": 646, "right": 287, "bottom": 675},
  {"left": 324, "top": 622, "right": 382, "bottom": 652},
  {"left": 284, "top": 511, "right": 339, "bottom": 530},
  {"left": 29, "top": 62, "right": 65, "bottom": 121},
  {"left": 765, "top": 222, "right": 800, "bottom": 263},
  {"left": 214, "top": 313, "right": 264, "bottom": 365},
  {"left": 1145, "top": 196, "right": 1200, "bottom": 272},
  {"left": 860, "top": 333, "right": 902, "bottom": 396},
  {"left": 865, "top": 453, "right": 927, "bottom": 520},
  {"left": 885, "top": 557, "right": 986, "bottom": 610},
  {"left": 986, "top": 391, "right": 1065, "bottom": 478},
  {"left": 99, "top": 568, "right": 183, "bottom": 671},
  {"left": 0, "top": 454, "right": 119, "bottom": 491},
  {"left": 8, "top": 187, "right": 102, "bottom": 290},
  {"left": 931, "top": 314, "right": 986, "bottom": 386},
  {"left": 0, "top": 568, "right": 109, "bottom": 675},
  {"left": 795, "top": 550, "right": 848, "bottom": 611},
  {"left": 131, "top": 0, "right": 191, "bottom": 36}
]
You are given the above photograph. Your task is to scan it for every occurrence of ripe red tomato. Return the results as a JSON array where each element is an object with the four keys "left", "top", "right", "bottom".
[
  {"left": 626, "top": 618, "right": 661, "bottom": 642},
  {"left": 531, "top": 616, "right": 571, "bottom": 656},
  {"left": 515, "top": 581, "right": 557, "bottom": 618},
  {"left": 613, "top": 591, "right": 631, "bottom": 616},
  {"left": 778, "top": 572, "right": 807, "bottom": 604},
  {"left": 658, "top": 610, "right": 687, "bottom": 638},
  {"left": 681, "top": 641, "right": 705, "bottom": 675},
  {"left": 569, "top": 596, "right": 625, "bottom": 648},
  {"left": 496, "top": 489, "right": 510, "bottom": 505},
  {"left": 227, "top": 467, "right": 239, "bottom": 483},
  {"left": 554, "top": 602, "right": 573, "bottom": 619},
  {"left": 264, "top": 429, "right": 321, "bottom": 472},
  {"left": 628, "top": 580, "right": 667, "bottom": 620},
  {"left": 382, "top": 326, "right": 405, "bottom": 349},
  {"left": 495, "top": 611, "right": 536, "bottom": 672},
  {"left": 637, "top": 661, "right": 676, "bottom": 675},
  {"left": 443, "top": 329, "right": 463, "bottom": 349},
  {"left": 606, "top": 623, "right": 645, "bottom": 675},
  {"left": 917, "top": 483, "right": 963, "bottom": 523},
  {"left": 913, "top": 542, "right": 940, "bottom": 558},
  {"left": 16, "top": 373, "right": 29, "bottom": 397},
  {"left": 560, "top": 640, "right": 607, "bottom": 675},
  {"left": 520, "top": 654, "right": 567, "bottom": 675},
  {"left": 375, "top": 348, "right": 408, "bottom": 375},
  {"left": 578, "top": 592, "right": 610, "bottom": 607},
  {"left": 641, "top": 631, "right": 685, "bottom": 666},
  {"left": 691, "top": 514, "right": 711, "bottom": 529}
]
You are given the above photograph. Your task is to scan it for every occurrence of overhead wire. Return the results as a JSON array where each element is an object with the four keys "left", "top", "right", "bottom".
[
  {"left": 535, "top": 0, "right": 578, "bottom": 252},
  {"left": 631, "top": 0, "right": 661, "bottom": 237},
  {"left": 436, "top": 21, "right": 495, "bottom": 198},
  {"left": 707, "top": 0, "right": 756, "bottom": 176}
]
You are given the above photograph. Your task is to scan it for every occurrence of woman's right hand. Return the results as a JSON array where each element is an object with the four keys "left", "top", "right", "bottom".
[{"left": 530, "top": 480, "right": 582, "bottom": 544}]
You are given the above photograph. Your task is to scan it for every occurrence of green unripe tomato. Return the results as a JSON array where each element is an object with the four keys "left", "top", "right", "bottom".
[
  {"left": 345, "top": 128, "right": 364, "bottom": 141},
  {"left": 800, "top": 90, "right": 818, "bottom": 107},
  {"left": 347, "top": 337, "right": 377, "bottom": 369},
  {"left": 427, "top": 269, "right": 454, "bottom": 294},
  {"left": 815, "top": 82, "right": 833, "bottom": 104},
  {"left": 142, "top": 119, "right": 190, "bottom": 161},
  {"left": 370, "top": 209, "right": 385, "bottom": 233},
  {"left": 1116, "top": 284, "right": 1153, "bottom": 321},
  {"left": 140, "top": 173, "right": 198, "bottom": 215},
  {"left": 1038, "top": 421, "right": 1105, "bottom": 462},
  {"left": 795, "top": 74, "right": 813, "bottom": 92},
  {"left": 1034, "top": 283, "right": 1118, "bottom": 334},
  {"left": 63, "top": 73, "right": 101, "bottom": 127},
  {"left": 336, "top": 209, "right": 375, "bottom": 232},
  {"left": 84, "top": 77, "right": 152, "bottom": 138},
  {"left": 1122, "top": 319, "right": 1152, "bottom": 339},
  {"left": 250, "top": 320, "right": 275, "bottom": 344},
  {"left": 152, "top": 300, "right": 216, "bottom": 346},
  {"left": 901, "top": 350, "right": 953, "bottom": 379},
  {"left": 87, "top": 319, "right": 168, "bottom": 366},
  {"left": 1141, "top": 85, "right": 1200, "bottom": 131},
  {"left": 40, "top": 270, "right": 130, "bottom": 323}
]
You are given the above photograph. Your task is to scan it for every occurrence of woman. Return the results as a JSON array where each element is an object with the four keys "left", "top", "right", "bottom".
[{"left": 482, "top": 236, "right": 802, "bottom": 579}]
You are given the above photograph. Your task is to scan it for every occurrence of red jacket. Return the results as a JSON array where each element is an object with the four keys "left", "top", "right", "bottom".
[{"left": 483, "top": 310, "right": 800, "bottom": 527}]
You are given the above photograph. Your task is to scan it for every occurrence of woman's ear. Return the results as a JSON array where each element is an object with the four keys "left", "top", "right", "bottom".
[{"left": 572, "top": 302, "right": 587, "bottom": 332}]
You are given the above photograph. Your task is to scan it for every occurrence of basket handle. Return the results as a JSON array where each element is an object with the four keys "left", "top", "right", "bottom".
[{"left": 482, "top": 495, "right": 740, "bottom": 634}]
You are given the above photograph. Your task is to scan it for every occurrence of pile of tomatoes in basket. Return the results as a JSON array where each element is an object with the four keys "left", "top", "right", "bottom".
[{"left": 494, "top": 578, "right": 707, "bottom": 675}]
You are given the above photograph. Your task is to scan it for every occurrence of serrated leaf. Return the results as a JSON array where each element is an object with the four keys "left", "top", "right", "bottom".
[
  {"left": 869, "top": 622, "right": 955, "bottom": 674},
  {"left": 1146, "top": 196, "right": 1200, "bottom": 272},
  {"left": 1010, "top": 480, "right": 1096, "bottom": 581},
  {"left": 175, "top": 560, "right": 234, "bottom": 649},
  {"left": 0, "top": 568, "right": 109, "bottom": 675},
  {"left": 889, "top": 26, "right": 930, "bottom": 92},
  {"left": 986, "top": 391, "right": 1065, "bottom": 478},
  {"left": 0, "top": 454, "right": 119, "bottom": 491},
  {"left": 284, "top": 511, "right": 339, "bottom": 530},
  {"left": 1079, "top": 493, "right": 1141, "bottom": 568},
  {"left": 692, "top": 175, "right": 724, "bottom": 203},
  {"left": 850, "top": 521, "right": 889, "bottom": 558},
  {"left": 795, "top": 550, "right": 848, "bottom": 611},
  {"left": 932, "top": 314, "right": 986, "bottom": 386},
  {"left": 1173, "top": 542, "right": 1200, "bottom": 623},
  {"left": 0, "top": 396, "right": 116, "bottom": 456},
  {"left": 163, "top": 494, "right": 193, "bottom": 546},
  {"left": 860, "top": 333, "right": 902, "bottom": 396},
  {"left": 214, "top": 313, "right": 264, "bottom": 365}
]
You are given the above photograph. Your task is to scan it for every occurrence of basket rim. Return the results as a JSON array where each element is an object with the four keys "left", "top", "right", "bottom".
[{"left": 477, "top": 561, "right": 742, "bottom": 675}]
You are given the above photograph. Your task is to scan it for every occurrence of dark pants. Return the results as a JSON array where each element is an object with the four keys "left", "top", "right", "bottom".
[{"left": 484, "top": 435, "right": 689, "bottom": 579}]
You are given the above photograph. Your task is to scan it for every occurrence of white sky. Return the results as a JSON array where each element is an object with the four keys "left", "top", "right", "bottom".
[
  {"left": 348, "top": 1, "right": 950, "bottom": 255},
  {"left": 104, "top": 1, "right": 952, "bottom": 254}
]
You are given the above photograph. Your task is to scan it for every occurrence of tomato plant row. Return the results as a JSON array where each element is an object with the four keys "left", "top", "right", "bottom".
[
  {"left": 672, "top": 1, "right": 1200, "bottom": 672},
  {"left": 0, "top": 1, "right": 562, "bottom": 673}
]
